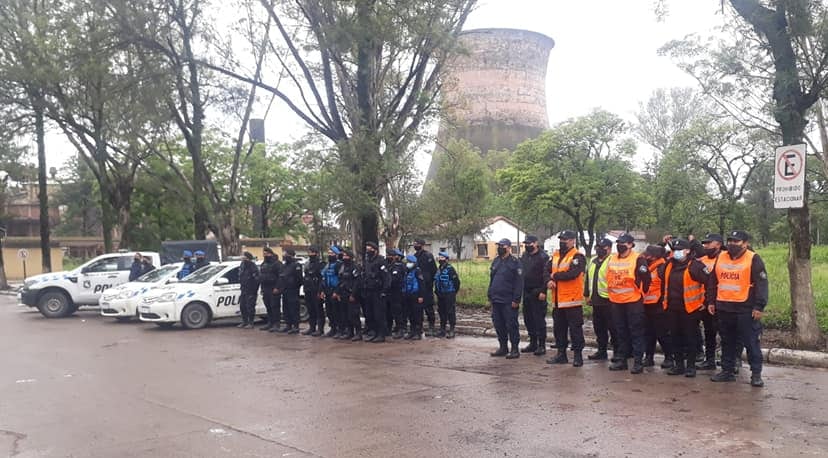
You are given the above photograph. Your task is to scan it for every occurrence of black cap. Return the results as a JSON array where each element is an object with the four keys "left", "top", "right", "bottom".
[
  {"left": 671, "top": 238, "right": 691, "bottom": 250},
  {"left": 242, "top": 251, "right": 254, "bottom": 260},
  {"left": 341, "top": 248, "right": 354, "bottom": 258},
  {"left": 596, "top": 238, "right": 613, "bottom": 247},
  {"left": 414, "top": 238, "right": 426, "bottom": 245},
  {"left": 308, "top": 245, "right": 320, "bottom": 254},
  {"left": 558, "top": 230, "right": 577, "bottom": 240},
  {"left": 497, "top": 238, "right": 512, "bottom": 247},
  {"left": 616, "top": 233, "right": 635, "bottom": 244},
  {"left": 365, "top": 241, "right": 378, "bottom": 250},
  {"left": 523, "top": 235, "right": 539, "bottom": 243},
  {"left": 702, "top": 233, "right": 724, "bottom": 243},
  {"left": 644, "top": 245, "right": 666, "bottom": 258},
  {"left": 263, "top": 247, "right": 275, "bottom": 255},
  {"left": 727, "top": 230, "right": 750, "bottom": 242},
  {"left": 285, "top": 248, "right": 296, "bottom": 256}
]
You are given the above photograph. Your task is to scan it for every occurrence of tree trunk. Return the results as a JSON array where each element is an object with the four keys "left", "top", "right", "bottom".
[
  {"left": 219, "top": 214, "right": 241, "bottom": 257},
  {"left": 117, "top": 205, "right": 132, "bottom": 250},
  {"left": 0, "top": 239, "right": 9, "bottom": 289},
  {"left": 788, "top": 206, "right": 820, "bottom": 346},
  {"left": 34, "top": 101, "right": 51, "bottom": 273}
]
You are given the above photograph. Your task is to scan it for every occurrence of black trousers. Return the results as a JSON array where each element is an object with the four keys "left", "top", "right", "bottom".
[
  {"left": 697, "top": 308, "right": 718, "bottom": 361},
  {"left": 522, "top": 290, "right": 548, "bottom": 340},
  {"left": 591, "top": 303, "right": 618, "bottom": 352},
  {"left": 240, "top": 291, "right": 258, "bottom": 324},
  {"left": 718, "top": 310, "right": 763, "bottom": 374},
  {"left": 552, "top": 306, "right": 585, "bottom": 351},
  {"left": 363, "top": 290, "right": 386, "bottom": 337},
  {"left": 261, "top": 286, "right": 280, "bottom": 326},
  {"left": 666, "top": 307, "right": 700, "bottom": 364},
  {"left": 324, "top": 291, "right": 340, "bottom": 331},
  {"left": 437, "top": 292, "right": 457, "bottom": 328},
  {"left": 492, "top": 302, "right": 520, "bottom": 348},
  {"left": 406, "top": 295, "right": 423, "bottom": 333},
  {"left": 388, "top": 291, "right": 404, "bottom": 331},
  {"left": 282, "top": 289, "right": 300, "bottom": 326},
  {"left": 305, "top": 287, "right": 323, "bottom": 330},
  {"left": 644, "top": 304, "right": 672, "bottom": 357},
  {"left": 611, "top": 300, "right": 645, "bottom": 360},
  {"left": 347, "top": 295, "right": 362, "bottom": 333},
  {"left": 422, "top": 280, "right": 436, "bottom": 326}
]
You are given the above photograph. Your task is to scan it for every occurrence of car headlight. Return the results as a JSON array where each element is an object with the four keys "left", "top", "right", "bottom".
[
  {"left": 24, "top": 279, "right": 37, "bottom": 288},
  {"left": 158, "top": 292, "right": 178, "bottom": 302},
  {"left": 117, "top": 290, "right": 133, "bottom": 300},
  {"left": 142, "top": 296, "right": 159, "bottom": 304}
]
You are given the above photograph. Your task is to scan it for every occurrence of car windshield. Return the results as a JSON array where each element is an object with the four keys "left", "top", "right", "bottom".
[
  {"left": 135, "top": 264, "right": 178, "bottom": 283},
  {"left": 179, "top": 265, "right": 226, "bottom": 283}
]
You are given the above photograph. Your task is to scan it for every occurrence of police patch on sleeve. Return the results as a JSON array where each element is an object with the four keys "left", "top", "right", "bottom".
[
  {"left": 380, "top": 265, "right": 387, "bottom": 271},
  {"left": 703, "top": 266, "right": 710, "bottom": 275},
  {"left": 759, "top": 271, "right": 767, "bottom": 279},
  {"left": 517, "top": 268, "right": 523, "bottom": 276},
  {"left": 639, "top": 266, "right": 648, "bottom": 273},
  {"left": 572, "top": 258, "right": 579, "bottom": 265}
]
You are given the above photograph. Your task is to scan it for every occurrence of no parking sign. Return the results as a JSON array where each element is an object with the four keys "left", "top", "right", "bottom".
[{"left": 774, "top": 144, "right": 806, "bottom": 209}]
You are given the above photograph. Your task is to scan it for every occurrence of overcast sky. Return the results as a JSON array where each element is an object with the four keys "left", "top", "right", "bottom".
[{"left": 38, "top": 0, "right": 726, "bottom": 175}]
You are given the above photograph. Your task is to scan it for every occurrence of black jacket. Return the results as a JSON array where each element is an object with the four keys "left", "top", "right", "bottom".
[
  {"left": 336, "top": 261, "right": 361, "bottom": 299},
  {"left": 414, "top": 249, "right": 437, "bottom": 285},
  {"left": 277, "top": 258, "right": 304, "bottom": 292},
  {"left": 362, "top": 253, "right": 390, "bottom": 293},
  {"left": 663, "top": 258, "right": 709, "bottom": 311},
  {"left": 303, "top": 257, "right": 324, "bottom": 291},
  {"left": 521, "top": 249, "right": 550, "bottom": 294},
  {"left": 129, "top": 261, "right": 144, "bottom": 282},
  {"left": 388, "top": 260, "right": 406, "bottom": 297},
  {"left": 239, "top": 260, "right": 260, "bottom": 293},
  {"left": 488, "top": 255, "right": 524, "bottom": 305},
  {"left": 259, "top": 258, "right": 282, "bottom": 287}
]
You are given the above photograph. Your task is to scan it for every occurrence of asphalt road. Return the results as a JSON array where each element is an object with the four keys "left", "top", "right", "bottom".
[{"left": 2, "top": 296, "right": 828, "bottom": 458}]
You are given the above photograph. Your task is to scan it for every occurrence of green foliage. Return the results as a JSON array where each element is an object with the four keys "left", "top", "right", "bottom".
[
  {"left": 53, "top": 156, "right": 101, "bottom": 237},
  {"left": 499, "top": 110, "right": 653, "bottom": 254},
  {"left": 420, "top": 140, "right": 490, "bottom": 257}
]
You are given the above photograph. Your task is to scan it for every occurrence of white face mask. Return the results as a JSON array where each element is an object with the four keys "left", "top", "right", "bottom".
[
  {"left": 406, "top": 262, "right": 415, "bottom": 269},
  {"left": 673, "top": 249, "right": 687, "bottom": 262}
]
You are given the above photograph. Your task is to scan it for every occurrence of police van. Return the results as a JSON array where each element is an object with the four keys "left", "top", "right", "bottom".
[
  {"left": 99, "top": 262, "right": 188, "bottom": 321},
  {"left": 138, "top": 261, "right": 266, "bottom": 329},
  {"left": 18, "top": 252, "right": 162, "bottom": 318}
]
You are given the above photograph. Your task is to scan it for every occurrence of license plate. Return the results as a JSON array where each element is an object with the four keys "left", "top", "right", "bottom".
[{"left": 140, "top": 306, "right": 150, "bottom": 314}]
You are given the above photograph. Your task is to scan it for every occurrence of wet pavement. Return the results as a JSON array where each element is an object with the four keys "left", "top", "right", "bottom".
[{"left": 2, "top": 296, "right": 828, "bottom": 457}]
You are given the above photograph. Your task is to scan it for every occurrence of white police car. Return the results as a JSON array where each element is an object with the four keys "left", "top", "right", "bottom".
[
  {"left": 19, "top": 252, "right": 162, "bottom": 318},
  {"left": 138, "top": 261, "right": 265, "bottom": 329},
  {"left": 99, "top": 263, "right": 186, "bottom": 321}
]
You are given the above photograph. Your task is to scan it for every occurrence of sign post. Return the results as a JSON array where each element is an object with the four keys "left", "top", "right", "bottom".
[
  {"left": 774, "top": 144, "right": 806, "bottom": 209},
  {"left": 18, "top": 249, "right": 29, "bottom": 279}
]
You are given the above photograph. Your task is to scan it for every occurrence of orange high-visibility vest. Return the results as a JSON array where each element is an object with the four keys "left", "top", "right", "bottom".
[
  {"left": 662, "top": 261, "right": 705, "bottom": 313},
  {"left": 699, "top": 254, "right": 717, "bottom": 271},
  {"left": 551, "top": 248, "right": 584, "bottom": 308},
  {"left": 643, "top": 258, "right": 666, "bottom": 305},
  {"left": 714, "top": 250, "right": 754, "bottom": 303},
  {"left": 606, "top": 252, "right": 642, "bottom": 304}
]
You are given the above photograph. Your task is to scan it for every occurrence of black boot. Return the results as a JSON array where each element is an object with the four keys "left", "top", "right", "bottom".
[
  {"left": 661, "top": 356, "right": 675, "bottom": 369},
  {"left": 437, "top": 326, "right": 446, "bottom": 338},
  {"left": 287, "top": 325, "right": 300, "bottom": 334},
  {"left": 446, "top": 327, "right": 456, "bottom": 339},
  {"left": 695, "top": 359, "right": 716, "bottom": 370},
  {"left": 573, "top": 351, "right": 583, "bottom": 367},
  {"left": 711, "top": 370, "right": 736, "bottom": 382},
  {"left": 505, "top": 343, "right": 520, "bottom": 359},
  {"left": 630, "top": 358, "right": 644, "bottom": 374},
  {"left": 259, "top": 322, "right": 273, "bottom": 331},
  {"left": 667, "top": 357, "right": 685, "bottom": 375},
  {"left": 546, "top": 350, "right": 568, "bottom": 365},
  {"left": 351, "top": 330, "right": 363, "bottom": 342},
  {"left": 684, "top": 365, "right": 696, "bottom": 378},
  {"left": 490, "top": 342, "right": 508, "bottom": 357},
  {"left": 588, "top": 349, "right": 608, "bottom": 360},
  {"left": 609, "top": 358, "right": 628, "bottom": 371},
  {"left": 750, "top": 373, "right": 764, "bottom": 387},
  {"left": 533, "top": 338, "right": 547, "bottom": 356},
  {"left": 521, "top": 337, "right": 538, "bottom": 353}
]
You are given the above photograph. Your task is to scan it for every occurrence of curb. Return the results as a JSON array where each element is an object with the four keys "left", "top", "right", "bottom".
[{"left": 454, "top": 324, "right": 828, "bottom": 369}]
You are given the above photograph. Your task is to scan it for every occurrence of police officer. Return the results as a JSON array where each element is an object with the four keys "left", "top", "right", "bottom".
[
  {"left": 302, "top": 246, "right": 324, "bottom": 336},
  {"left": 193, "top": 250, "right": 209, "bottom": 272},
  {"left": 362, "top": 242, "right": 389, "bottom": 343},
  {"left": 387, "top": 249, "right": 407, "bottom": 339},
  {"left": 413, "top": 238, "right": 438, "bottom": 337},
  {"left": 488, "top": 239, "right": 524, "bottom": 359},
  {"left": 547, "top": 230, "right": 587, "bottom": 367},
  {"left": 584, "top": 238, "right": 619, "bottom": 361},
  {"left": 435, "top": 252, "right": 461, "bottom": 338},
  {"left": 520, "top": 235, "right": 550, "bottom": 356},
  {"left": 335, "top": 249, "right": 362, "bottom": 341},
  {"left": 275, "top": 248, "right": 303, "bottom": 334},
  {"left": 695, "top": 233, "right": 723, "bottom": 370},
  {"left": 177, "top": 250, "right": 195, "bottom": 280},
  {"left": 260, "top": 248, "right": 282, "bottom": 331},
  {"left": 607, "top": 233, "right": 651, "bottom": 374},
  {"left": 321, "top": 246, "right": 342, "bottom": 337},
  {"left": 129, "top": 253, "right": 144, "bottom": 281},
  {"left": 237, "top": 251, "right": 260, "bottom": 329},
  {"left": 642, "top": 245, "right": 674, "bottom": 369},
  {"left": 709, "top": 230, "right": 768, "bottom": 387},
  {"left": 663, "top": 238, "right": 710, "bottom": 377},
  {"left": 141, "top": 255, "right": 155, "bottom": 276},
  {"left": 403, "top": 254, "right": 426, "bottom": 340}
]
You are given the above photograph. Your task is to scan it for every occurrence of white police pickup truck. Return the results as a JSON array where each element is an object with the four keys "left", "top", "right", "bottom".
[
  {"left": 19, "top": 252, "right": 162, "bottom": 318},
  {"left": 99, "top": 262, "right": 186, "bottom": 321},
  {"left": 138, "top": 261, "right": 266, "bottom": 329}
]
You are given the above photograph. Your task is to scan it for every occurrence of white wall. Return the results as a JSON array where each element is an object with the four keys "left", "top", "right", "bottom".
[{"left": 477, "top": 219, "right": 525, "bottom": 245}]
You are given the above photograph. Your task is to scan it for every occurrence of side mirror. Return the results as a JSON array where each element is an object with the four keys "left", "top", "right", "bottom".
[
  {"left": 214, "top": 278, "right": 229, "bottom": 286},
  {"left": 167, "top": 278, "right": 179, "bottom": 284}
]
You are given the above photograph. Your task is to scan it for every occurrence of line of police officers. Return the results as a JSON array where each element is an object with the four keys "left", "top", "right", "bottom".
[
  {"left": 238, "top": 240, "right": 461, "bottom": 343},
  {"left": 488, "top": 229, "right": 768, "bottom": 387}
]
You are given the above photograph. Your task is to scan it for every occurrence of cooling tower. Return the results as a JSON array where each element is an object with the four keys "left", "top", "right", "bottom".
[{"left": 427, "top": 28, "right": 554, "bottom": 180}]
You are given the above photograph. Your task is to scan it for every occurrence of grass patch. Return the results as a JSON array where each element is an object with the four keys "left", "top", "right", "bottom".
[{"left": 454, "top": 245, "right": 828, "bottom": 333}]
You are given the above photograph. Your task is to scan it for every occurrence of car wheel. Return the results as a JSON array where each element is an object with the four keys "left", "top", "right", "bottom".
[
  {"left": 37, "top": 291, "right": 73, "bottom": 318},
  {"left": 181, "top": 303, "right": 210, "bottom": 329},
  {"left": 299, "top": 300, "right": 309, "bottom": 322},
  {"left": 155, "top": 322, "right": 174, "bottom": 329}
]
